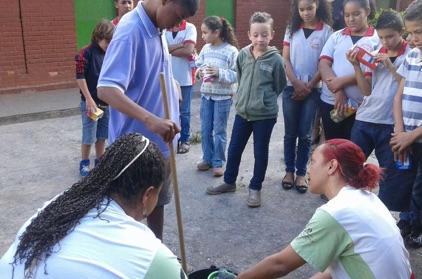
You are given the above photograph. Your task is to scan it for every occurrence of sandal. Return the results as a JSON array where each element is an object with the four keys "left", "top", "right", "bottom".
[
  {"left": 295, "top": 184, "right": 308, "bottom": 194},
  {"left": 177, "top": 142, "right": 190, "bottom": 154},
  {"left": 294, "top": 177, "right": 308, "bottom": 194},
  {"left": 281, "top": 174, "right": 294, "bottom": 190}
]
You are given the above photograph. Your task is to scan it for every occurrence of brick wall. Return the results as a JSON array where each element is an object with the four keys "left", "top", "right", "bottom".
[
  {"left": 0, "top": 0, "right": 76, "bottom": 93},
  {"left": 190, "top": 0, "right": 290, "bottom": 51}
]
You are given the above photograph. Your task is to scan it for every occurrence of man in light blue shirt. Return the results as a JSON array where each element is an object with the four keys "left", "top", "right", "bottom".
[{"left": 97, "top": 0, "right": 199, "bottom": 240}]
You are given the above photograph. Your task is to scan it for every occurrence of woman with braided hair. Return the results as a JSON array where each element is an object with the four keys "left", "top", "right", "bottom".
[{"left": 0, "top": 133, "right": 186, "bottom": 279}]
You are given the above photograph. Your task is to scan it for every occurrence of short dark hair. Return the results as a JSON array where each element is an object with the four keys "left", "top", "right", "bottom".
[
  {"left": 91, "top": 19, "right": 114, "bottom": 43},
  {"left": 375, "top": 10, "right": 404, "bottom": 32},
  {"left": 174, "top": 0, "right": 200, "bottom": 17},
  {"left": 249, "top": 11, "right": 274, "bottom": 29},
  {"left": 404, "top": 0, "right": 422, "bottom": 22}
]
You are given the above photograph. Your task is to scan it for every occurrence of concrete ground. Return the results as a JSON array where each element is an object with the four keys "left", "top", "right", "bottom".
[{"left": 0, "top": 89, "right": 421, "bottom": 278}]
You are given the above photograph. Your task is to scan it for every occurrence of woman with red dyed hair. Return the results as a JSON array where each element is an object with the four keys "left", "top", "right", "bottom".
[{"left": 238, "top": 139, "right": 413, "bottom": 279}]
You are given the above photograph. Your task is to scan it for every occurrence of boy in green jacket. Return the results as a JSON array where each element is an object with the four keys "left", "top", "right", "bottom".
[{"left": 206, "top": 12, "right": 286, "bottom": 208}]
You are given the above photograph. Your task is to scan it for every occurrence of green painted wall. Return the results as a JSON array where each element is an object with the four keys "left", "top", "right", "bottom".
[
  {"left": 205, "top": 0, "right": 235, "bottom": 27},
  {"left": 74, "top": 0, "right": 115, "bottom": 49}
]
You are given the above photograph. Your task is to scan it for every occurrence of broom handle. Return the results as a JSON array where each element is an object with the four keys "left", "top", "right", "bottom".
[{"left": 159, "top": 72, "right": 187, "bottom": 272}]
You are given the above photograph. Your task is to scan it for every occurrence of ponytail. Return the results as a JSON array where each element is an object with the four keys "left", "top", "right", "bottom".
[
  {"left": 220, "top": 17, "right": 238, "bottom": 48},
  {"left": 203, "top": 16, "right": 238, "bottom": 48},
  {"left": 351, "top": 163, "right": 382, "bottom": 190},
  {"left": 321, "top": 139, "right": 382, "bottom": 190}
]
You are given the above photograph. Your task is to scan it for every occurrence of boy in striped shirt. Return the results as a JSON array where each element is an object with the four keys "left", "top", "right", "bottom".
[{"left": 391, "top": 0, "right": 422, "bottom": 247}]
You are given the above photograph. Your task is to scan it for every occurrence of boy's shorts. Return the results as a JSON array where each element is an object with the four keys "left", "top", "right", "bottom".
[
  {"left": 158, "top": 159, "right": 173, "bottom": 206},
  {"left": 80, "top": 101, "right": 109, "bottom": 145}
]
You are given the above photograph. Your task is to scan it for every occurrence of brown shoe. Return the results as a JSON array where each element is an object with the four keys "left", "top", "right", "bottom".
[
  {"left": 197, "top": 161, "right": 211, "bottom": 171},
  {"left": 206, "top": 183, "right": 236, "bottom": 195},
  {"left": 247, "top": 189, "right": 261, "bottom": 208},
  {"left": 213, "top": 167, "right": 224, "bottom": 177}
]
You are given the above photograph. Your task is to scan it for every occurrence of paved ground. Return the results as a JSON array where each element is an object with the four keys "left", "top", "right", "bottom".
[{"left": 0, "top": 89, "right": 421, "bottom": 278}]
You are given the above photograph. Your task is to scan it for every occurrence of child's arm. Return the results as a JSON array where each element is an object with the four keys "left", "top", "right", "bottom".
[
  {"left": 216, "top": 49, "right": 238, "bottom": 84},
  {"left": 376, "top": 53, "right": 402, "bottom": 83},
  {"left": 319, "top": 58, "right": 348, "bottom": 114},
  {"left": 346, "top": 50, "right": 371, "bottom": 96},
  {"left": 282, "top": 36, "right": 310, "bottom": 99},
  {"left": 169, "top": 42, "right": 195, "bottom": 58},
  {"left": 393, "top": 79, "right": 405, "bottom": 133},
  {"left": 390, "top": 79, "right": 421, "bottom": 155},
  {"left": 169, "top": 25, "right": 197, "bottom": 58},
  {"left": 273, "top": 57, "right": 287, "bottom": 96},
  {"left": 75, "top": 50, "right": 97, "bottom": 114},
  {"left": 195, "top": 47, "right": 205, "bottom": 68}
]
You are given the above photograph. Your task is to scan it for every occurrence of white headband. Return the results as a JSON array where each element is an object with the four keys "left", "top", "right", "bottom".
[{"left": 113, "top": 136, "right": 150, "bottom": 180}]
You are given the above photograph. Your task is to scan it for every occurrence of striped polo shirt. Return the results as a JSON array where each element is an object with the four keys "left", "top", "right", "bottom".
[
  {"left": 320, "top": 27, "right": 379, "bottom": 108},
  {"left": 283, "top": 22, "right": 333, "bottom": 87},
  {"left": 397, "top": 47, "right": 422, "bottom": 143},
  {"left": 356, "top": 41, "right": 410, "bottom": 124},
  {"left": 291, "top": 186, "right": 412, "bottom": 279}
]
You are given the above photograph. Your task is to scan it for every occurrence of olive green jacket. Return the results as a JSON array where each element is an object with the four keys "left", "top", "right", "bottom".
[{"left": 235, "top": 45, "right": 286, "bottom": 121}]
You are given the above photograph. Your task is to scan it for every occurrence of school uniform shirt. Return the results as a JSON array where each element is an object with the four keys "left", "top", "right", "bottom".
[
  {"left": 291, "top": 186, "right": 412, "bottom": 279},
  {"left": 320, "top": 27, "right": 380, "bottom": 108},
  {"left": 98, "top": 2, "right": 179, "bottom": 158},
  {"left": 356, "top": 41, "right": 410, "bottom": 125},
  {"left": 195, "top": 42, "right": 238, "bottom": 101},
  {"left": 283, "top": 22, "right": 333, "bottom": 87},
  {"left": 397, "top": 47, "right": 422, "bottom": 143},
  {"left": 165, "top": 21, "right": 197, "bottom": 86},
  {"left": 0, "top": 199, "right": 186, "bottom": 279}
]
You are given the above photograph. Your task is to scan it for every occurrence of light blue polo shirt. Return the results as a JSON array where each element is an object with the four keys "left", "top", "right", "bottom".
[{"left": 98, "top": 2, "right": 179, "bottom": 158}]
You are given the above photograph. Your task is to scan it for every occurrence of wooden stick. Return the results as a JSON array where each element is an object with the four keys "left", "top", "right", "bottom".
[{"left": 159, "top": 72, "right": 187, "bottom": 272}]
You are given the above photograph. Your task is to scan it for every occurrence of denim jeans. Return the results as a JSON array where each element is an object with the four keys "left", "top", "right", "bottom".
[
  {"left": 224, "top": 114, "right": 276, "bottom": 191},
  {"left": 179, "top": 86, "right": 193, "bottom": 143},
  {"left": 200, "top": 97, "right": 232, "bottom": 168},
  {"left": 351, "top": 120, "right": 416, "bottom": 211},
  {"left": 282, "top": 86, "right": 319, "bottom": 176},
  {"left": 319, "top": 99, "right": 355, "bottom": 140},
  {"left": 410, "top": 143, "right": 422, "bottom": 225}
]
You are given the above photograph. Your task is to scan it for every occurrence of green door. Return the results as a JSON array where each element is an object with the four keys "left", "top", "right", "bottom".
[
  {"left": 74, "top": 0, "right": 115, "bottom": 49},
  {"left": 206, "top": 0, "right": 235, "bottom": 27}
]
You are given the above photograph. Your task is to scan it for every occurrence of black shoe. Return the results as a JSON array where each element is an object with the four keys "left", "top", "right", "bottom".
[{"left": 397, "top": 220, "right": 412, "bottom": 238}]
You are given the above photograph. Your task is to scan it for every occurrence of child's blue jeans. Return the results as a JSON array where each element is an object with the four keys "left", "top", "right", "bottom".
[
  {"left": 282, "top": 86, "right": 320, "bottom": 176},
  {"left": 179, "top": 86, "right": 193, "bottom": 143},
  {"left": 351, "top": 120, "right": 416, "bottom": 212},
  {"left": 409, "top": 143, "right": 422, "bottom": 225},
  {"left": 224, "top": 114, "right": 276, "bottom": 191},
  {"left": 200, "top": 96, "right": 232, "bottom": 168}
]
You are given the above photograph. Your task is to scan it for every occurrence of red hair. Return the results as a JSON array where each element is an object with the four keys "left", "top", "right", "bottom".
[{"left": 321, "top": 139, "right": 382, "bottom": 190}]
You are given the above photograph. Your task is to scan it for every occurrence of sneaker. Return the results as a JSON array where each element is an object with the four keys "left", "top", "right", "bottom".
[
  {"left": 247, "top": 189, "right": 261, "bottom": 208},
  {"left": 79, "top": 159, "right": 90, "bottom": 177},
  {"left": 206, "top": 183, "right": 236, "bottom": 195},
  {"left": 213, "top": 167, "right": 224, "bottom": 177},
  {"left": 197, "top": 161, "right": 211, "bottom": 171}
]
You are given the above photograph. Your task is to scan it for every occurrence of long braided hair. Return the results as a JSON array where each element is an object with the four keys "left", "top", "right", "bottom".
[{"left": 12, "top": 133, "right": 165, "bottom": 278}]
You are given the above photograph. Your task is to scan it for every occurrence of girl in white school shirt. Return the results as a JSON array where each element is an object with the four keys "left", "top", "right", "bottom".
[
  {"left": 281, "top": 0, "right": 333, "bottom": 193},
  {"left": 319, "top": 0, "right": 379, "bottom": 140}
]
